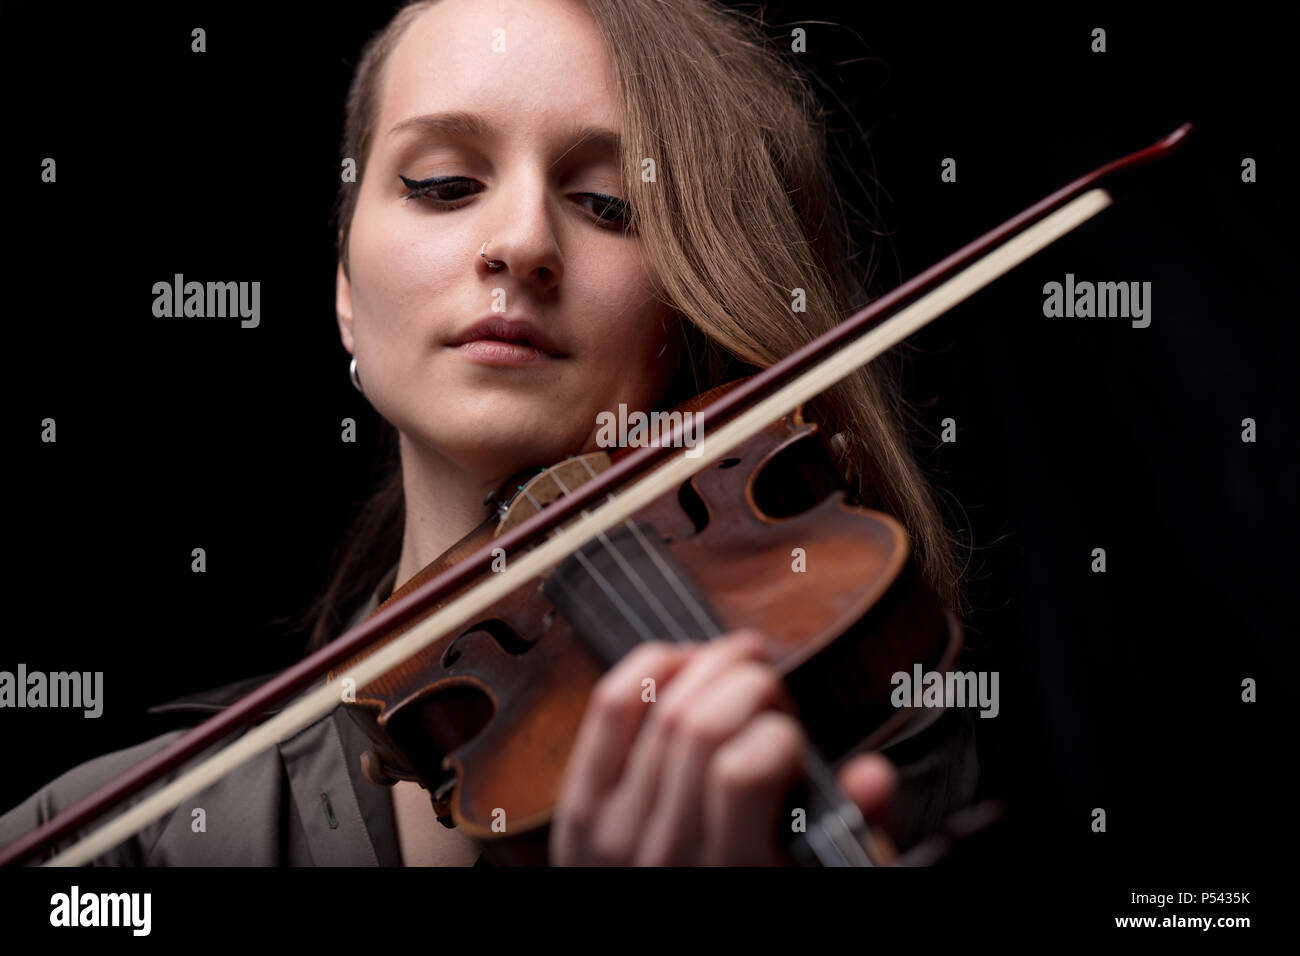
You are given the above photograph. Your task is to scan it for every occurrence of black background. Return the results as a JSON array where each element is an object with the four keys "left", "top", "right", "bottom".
[{"left": 1, "top": 0, "right": 1293, "bottom": 901}]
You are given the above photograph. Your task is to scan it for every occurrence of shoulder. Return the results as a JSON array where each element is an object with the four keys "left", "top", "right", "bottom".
[
  {"left": 0, "top": 673, "right": 327, "bottom": 866},
  {"left": 0, "top": 727, "right": 189, "bottom": 865},
  {"left": 3, "top": 570, "right": 404, "bottom": 867}
]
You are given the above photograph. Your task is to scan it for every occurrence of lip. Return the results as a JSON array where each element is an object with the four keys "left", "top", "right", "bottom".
[{"left": 445, "top": 317, "right": 567, "bottom": 365}]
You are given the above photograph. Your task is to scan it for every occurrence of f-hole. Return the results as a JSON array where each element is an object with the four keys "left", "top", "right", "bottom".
[
  {"left": 750, "top": 432, "right": 841, "bottom": 518},
  {"left": 677, "top": 479, "right": 710, "bottom": 534}
]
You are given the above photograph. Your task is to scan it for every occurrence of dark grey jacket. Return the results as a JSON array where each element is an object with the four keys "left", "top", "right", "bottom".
[{"left": 0, "top": 566, "right": 979, "bottom": 865}]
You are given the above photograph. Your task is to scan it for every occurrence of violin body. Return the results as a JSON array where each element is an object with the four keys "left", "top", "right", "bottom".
[{"left": 338, "top": 406, "right": 962, "bottom": 864}]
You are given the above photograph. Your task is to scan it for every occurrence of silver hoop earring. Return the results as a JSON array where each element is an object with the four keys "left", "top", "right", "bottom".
[
  {"left": 479, "top": 240, "right": 506, "bottom": 271},
  {"left": 349, "top": 356, "right": 363, "bottom": 394}
]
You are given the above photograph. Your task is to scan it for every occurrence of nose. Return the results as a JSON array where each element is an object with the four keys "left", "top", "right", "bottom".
[{"left": 478, "top": 176, "right": 564, "bottom": 292}]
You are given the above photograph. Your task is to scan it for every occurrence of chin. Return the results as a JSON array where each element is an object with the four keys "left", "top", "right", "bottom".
[{"left": 428, "top": 419, "right": 589, "bottom": 484}]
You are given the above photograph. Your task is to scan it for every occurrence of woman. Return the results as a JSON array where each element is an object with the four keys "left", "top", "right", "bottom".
[{"left": 0, "top": 0, "right": 976, "bottom": 866}]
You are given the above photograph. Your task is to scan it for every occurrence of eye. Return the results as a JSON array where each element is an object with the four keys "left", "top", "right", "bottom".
[
  {"left": 575, "top": 192, "right": 634, "bottom": 232},
  {"left": 399, "top": 175, "right": 481, "bottom": 207},
  {"left": 398, "top": 176, "right": 632, "bottom": 231}
]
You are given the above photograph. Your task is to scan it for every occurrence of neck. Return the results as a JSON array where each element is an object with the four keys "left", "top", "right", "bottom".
[{"left": 392, "top": 434, "right": 503, "bottom": 593}]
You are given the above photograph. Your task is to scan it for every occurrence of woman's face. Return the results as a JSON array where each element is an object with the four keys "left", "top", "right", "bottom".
[{"left": 337, "top": 0, "right": 680, "bottom": 483}]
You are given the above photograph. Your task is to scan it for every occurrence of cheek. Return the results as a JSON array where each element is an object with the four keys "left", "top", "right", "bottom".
[
  {"left": 589, "top": 261, "right": 676, "bottom": 402},
  {"left": 347, "top": 190, "right": 461, "bottom": 343},
  {"left": 591, "top": 310, "right": 678, "bottom": 412},
  {"left": 578, "top": 253, "right": 673, "bottom": 359}
]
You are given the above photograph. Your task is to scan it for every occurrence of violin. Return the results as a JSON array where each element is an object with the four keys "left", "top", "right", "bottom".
[
  {"left": 340, "top": 396, "right": 959, "bottom": 865},
  {"left": 0, "top": 123, "right": 1192, "bottom": 868}
]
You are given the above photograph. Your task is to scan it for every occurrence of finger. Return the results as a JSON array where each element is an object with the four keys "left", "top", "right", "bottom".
[
  {"left": 551, "top": 641, "right": 693, "bottom": 865},
  {"left": 701, "top": 711, "right": 807, "bottom": 866},
  {"left": 589, "top": 632, "right": 773, "bottom": 862},
  {"left": 836, "top": 752, "right": 897, "bottom": 830},
  {"left": 634, "top": 660, "right": 797, "bottom": 866}
]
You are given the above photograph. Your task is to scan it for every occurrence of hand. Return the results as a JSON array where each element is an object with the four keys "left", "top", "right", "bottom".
[{"left": 549, "top": 630, "right": 897, "bottom": 865}]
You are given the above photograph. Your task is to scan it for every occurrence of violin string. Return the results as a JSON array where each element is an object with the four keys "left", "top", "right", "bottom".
[
  {"left": 533, "top": 456, "right": 874, "bottom": 866},
  {"left": 571, "top": 458, "right": 722, "bottom": 641},
  {"left": 518, "top": 486, "right": 660, "bottom": 646},
  {"left": 547, "top": 467, "right": 703, "bottom": 643}
]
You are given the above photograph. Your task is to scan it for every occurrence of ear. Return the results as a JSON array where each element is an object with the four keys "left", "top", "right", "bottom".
[{"left": 336, "top": 259, "right": 355, "bottom": 353}]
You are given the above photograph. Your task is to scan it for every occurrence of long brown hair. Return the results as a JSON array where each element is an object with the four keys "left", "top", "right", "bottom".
[{"left": 308, "top": 0, "right": 964, "bottom": 650}]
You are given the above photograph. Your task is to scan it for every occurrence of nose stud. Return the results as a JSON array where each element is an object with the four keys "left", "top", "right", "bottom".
[{"left": 479, "top": 240, "right": 506, "bottom": 271}]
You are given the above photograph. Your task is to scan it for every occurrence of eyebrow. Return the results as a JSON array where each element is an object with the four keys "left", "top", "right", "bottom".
[{"left": 387, "top": 110, "right": 622, "bottom": 164}]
